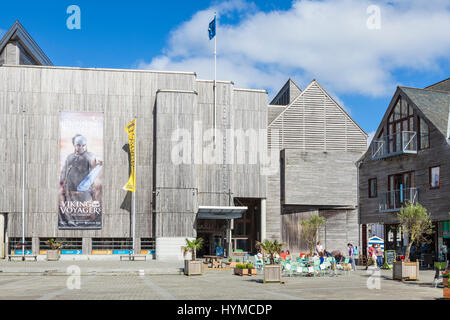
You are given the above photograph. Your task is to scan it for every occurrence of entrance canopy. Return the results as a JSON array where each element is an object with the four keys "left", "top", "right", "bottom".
[{"left": 197, "top": 206, "right": 248, "bottom": 220}]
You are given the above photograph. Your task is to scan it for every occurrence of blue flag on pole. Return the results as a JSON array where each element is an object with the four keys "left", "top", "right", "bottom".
[{"left": 208, "top": 17, "right": 216, "bottom": 40}]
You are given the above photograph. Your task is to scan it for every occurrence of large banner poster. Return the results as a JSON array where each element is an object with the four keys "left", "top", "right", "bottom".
[{"left": 58, "top": 111, "right": 103, "bottom": 230}]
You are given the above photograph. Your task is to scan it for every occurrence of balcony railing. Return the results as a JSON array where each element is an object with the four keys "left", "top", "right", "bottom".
[
  {"left": 371, "top": 131, "right": 417, "bottom": 160},
  {"left": 379, "top": 187, "right": 419, "bottom": 213}
]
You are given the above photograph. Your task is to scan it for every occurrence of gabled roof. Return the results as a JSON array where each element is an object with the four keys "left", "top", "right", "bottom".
[
  {"left": 0, "top": 20, "right": 52, "bottom": 66},
  {"left": 399, "top": 86, "right": 450, "bottom": 137},
  {"left": 269, "top": 79, "right": 367, "bottom": 137},
  {"left": 424, "top": 78, "right": 450, "bottom": 92},
  {"left": 269, "top": 78, "right": 302, "bottom": 105}
]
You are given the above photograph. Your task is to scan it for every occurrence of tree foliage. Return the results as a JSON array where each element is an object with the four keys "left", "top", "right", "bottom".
[
  {"left": 300, "top": 214, "right": 326, "bottom": 255},
  {"left": 181, "top": 238, "right": 203, "bottom": 261},
  {"left": 397, "top": 202, "right": 433, "bottom": 262},
  {"left": 255, "top": 239, "right": 285, "bottom": 265}
]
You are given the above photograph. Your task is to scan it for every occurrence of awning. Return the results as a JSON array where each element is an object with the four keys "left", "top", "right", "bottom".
[{"left": 197, "top": 206, "right": 248, "bottom": 220}]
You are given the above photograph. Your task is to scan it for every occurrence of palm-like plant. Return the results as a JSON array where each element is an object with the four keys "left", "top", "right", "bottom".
[
  {"left": 181, "top": 238, "right": 203, "bottom": 261},
  {"left": 45, "top": 238, "right": 64, "bottom": 250},
  {"left": 255, "top": 239, "right": 284, "bottom": 265}
]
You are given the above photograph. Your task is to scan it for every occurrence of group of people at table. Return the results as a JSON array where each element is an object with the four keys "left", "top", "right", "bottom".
[{"left": 256, "top": 241, "right": 366, "bottom": 272}]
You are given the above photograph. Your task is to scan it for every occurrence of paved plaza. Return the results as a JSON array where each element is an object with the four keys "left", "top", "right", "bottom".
[{"left": 0, "top": 261, "right": 445, "bottom": 300}]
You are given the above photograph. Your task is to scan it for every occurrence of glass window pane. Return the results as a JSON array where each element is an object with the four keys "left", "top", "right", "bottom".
[
  {"left": 420, "top": 118, "right": 429, "bottom": 149},
  {"left": 394, "top": 100, "right": 401, "bottom": 121},
  {"left": 409, "top": 117, "right": 414, "bottom": 132},
  {"left": 401, "top": 99, "right": 407, "bottom": 118},
  {"left": 408, "top": 104, "right": 413, "bottom": 117},
  {"left": 403, "top": 120, "right": 408, "bottom": 131},
  {"left": 430, "top": 167, "right": 440, "bottom": 188}
]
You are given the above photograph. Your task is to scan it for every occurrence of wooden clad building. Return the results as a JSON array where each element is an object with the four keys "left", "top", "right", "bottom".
[
  {"left": 267, "top": 79, "right": 368, "bottom": 254},
  {"left": 0, "top": 21, "right": 268, "bottom": 260},
  {"left": 359, "top": 79, "right": 450, "bottom": 259}
]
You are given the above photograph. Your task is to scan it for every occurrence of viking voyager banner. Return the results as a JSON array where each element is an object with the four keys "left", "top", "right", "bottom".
[{"left": 58, "top": 111, "right": 103, "bottom": 230}]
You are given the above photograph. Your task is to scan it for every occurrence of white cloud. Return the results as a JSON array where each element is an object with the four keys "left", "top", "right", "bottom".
[
  {"left": 137, "top": 0, "right": 450, "bottom": 99},
  {"left": 367, "top": 131, "right": 376, "bottom": 147}
]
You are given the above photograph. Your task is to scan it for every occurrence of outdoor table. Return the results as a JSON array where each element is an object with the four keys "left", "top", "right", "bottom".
[{"left": 203, "top": 255, "right": 223, "bottom": 268}]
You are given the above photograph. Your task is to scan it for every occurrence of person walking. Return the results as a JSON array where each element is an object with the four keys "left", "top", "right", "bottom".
[
  {"left": 353, "top": 245, "right": 359, "bottom": 266},
  {"left": 348, "top": 243, "right": 356, "bottom": 271},
  {"left": 376, "top": 244, "right": 384, "bottom": 269}
]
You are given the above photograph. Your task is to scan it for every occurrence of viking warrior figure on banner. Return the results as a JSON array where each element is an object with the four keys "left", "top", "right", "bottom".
[{"left": 59, "top": 133, "right": 103, "bottom": 229}]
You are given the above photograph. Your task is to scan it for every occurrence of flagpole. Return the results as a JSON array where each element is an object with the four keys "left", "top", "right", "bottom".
[
  {"left": 132, "top": 118, "right": 136, "bottom": 254},
  {"left": 22, "top": 109, "right": 25, "bottom": 261},
  {"left": 213, "top": 12, "right": 217, "bottom": 148}
]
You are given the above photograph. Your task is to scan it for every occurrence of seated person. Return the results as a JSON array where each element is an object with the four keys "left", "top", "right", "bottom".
[
  {"left": 280, "top": 250, "right": 287, "bottom": 260},
  {"left": 256, "top": 249, "right": 263, "bottom": 260},
  {"left": 286, "top": 250, "right": 292, "bottom": 261},
  {"left": 319, "top": 252, "right": 325, "bottom": 264}
]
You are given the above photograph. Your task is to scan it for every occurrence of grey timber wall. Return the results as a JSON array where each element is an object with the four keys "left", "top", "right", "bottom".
[
  {"left": 154, "top": 90, "right": 198, "bottom": 238},
  {"left": 282, "top": 150, "right": 361, "bottom": 207},
  {"left": 281, "top": 208, "right": 358, "bottom": 254},
  {"left": 266, "top": 79, "right": 367, "bottom": 243},
  {"left": 0, "top": 64, "right": 196, "bottom": 238}
]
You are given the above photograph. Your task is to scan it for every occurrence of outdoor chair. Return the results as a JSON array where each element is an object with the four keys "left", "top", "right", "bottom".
[
  {"left": 313, "top": 259, "right": 321, "bottom": 277},
  {"left": 255, "top": 258, "right": 264, "bottom": 272}
]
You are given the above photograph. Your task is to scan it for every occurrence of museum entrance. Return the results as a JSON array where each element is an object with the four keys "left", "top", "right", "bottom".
[
  {"left": 196, "top": 219, "right": 227, "bottom": 257},
  {"left": 232, "top": 198, "right": 261, "bottom": 255}
]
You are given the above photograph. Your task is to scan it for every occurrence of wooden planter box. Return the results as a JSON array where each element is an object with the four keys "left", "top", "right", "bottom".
[
  {"left": 393, "top": 261, "right": 419, "bottom": 281},
  {"left": 234, "top": 268, "right": 248, "bottom": 276},
  {"left": 444, "top": 287, "right": 450, "bottom": 300},
  {"left": 46, "top": 250, "right": 60, "bottom": 261},
  {"left": 263, "top": 265, "right": 281, "bottom": 283},
  {"left": 248, "top": 268, "right": 257, "bottom": 276},
  {"left": 229, "top": 262, "right": 237, "bottom": 268},
  {"left": 443, "top": 277, "right": 448, "bottom": 288},
  {"left": 184, "top": 260, "right": 203, "bottom": 276}
]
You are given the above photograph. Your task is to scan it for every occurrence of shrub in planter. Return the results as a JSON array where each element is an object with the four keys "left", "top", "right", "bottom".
[
  {"left": 442, "top": 270, "right": 449, "bottom": 288},
  {"left": 256, "top": 239, "right": 284, "bottom": 283},
  {"left": 234, "top": 263, "right": 249, "bottom": 276},
  {"left": 181, "top": 238, "right": 204, "bottom": 276},
  {"left": 394, "top": 202, "right": 433, "bottom": 281},
  {"left": 45, "top": 238, "right": 63, "bottom": 261},
  {"left": 247, "top": 263, "right": 257, "bottom": 276}
]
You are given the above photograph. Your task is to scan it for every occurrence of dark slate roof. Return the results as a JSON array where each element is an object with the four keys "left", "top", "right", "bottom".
[
  {"left": 399, "top": 86, "right": 450, "bottom": 137},
  {"left": 425, "top": 78, "right": 450, "bottom": 92}
]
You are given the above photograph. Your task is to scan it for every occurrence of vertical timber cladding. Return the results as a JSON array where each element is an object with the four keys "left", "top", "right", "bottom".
[
  {"left": 281, "top": 208, "right": 359, "bottom": 254},
  {"left": 0, "top": 65, "right": 196, "bottom": 238},
  {"left": 154, "top": 90, "right": 198, "bottom": 238}
]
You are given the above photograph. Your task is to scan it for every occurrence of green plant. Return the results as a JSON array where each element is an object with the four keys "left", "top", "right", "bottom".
[
  {"left": 236, "top": 258, "right": 240, "bottom": 262},
  {"left": 181, "top": 238, "right": 204, "bottom": 261},
  {"left": 236, "top": 263, "right": 247, "bottom": 269},
  {"left": 255, "top": 239, "right": 285, "bottom": 265},
  {"left": 397, "top": 202, "right": 433, "bottom": 262},
  {"left": 300, "top": 214, "right": 326, "bottom": 256},
  {"left": 247, "top": 263, "right": 254, "bottom": 269},
  {"left": 442, "top": 270, "right": 450, "bottom": 277},
  {"left": 228, "top": 257, "right": 232, "bottom": 262},
  {"left": 45, "top": 238, "right": 63, "bottom": 250}
]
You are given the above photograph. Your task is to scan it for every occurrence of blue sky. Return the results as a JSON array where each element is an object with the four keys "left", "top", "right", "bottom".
[{"left": 1, "top": 0, "right": 449, "bottom": 138}]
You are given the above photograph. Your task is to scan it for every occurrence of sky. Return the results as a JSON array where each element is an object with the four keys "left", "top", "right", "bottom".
[{"left": 1, "top": 0, "right": 450, "bottom": 141}]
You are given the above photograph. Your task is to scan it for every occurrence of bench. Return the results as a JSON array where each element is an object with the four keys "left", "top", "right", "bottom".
[
  {"left": 120, "top": 254, "right": 147, "bottom": 261},
  {"left": 8, "top": 255, "right": 38, "bottom": 261}
]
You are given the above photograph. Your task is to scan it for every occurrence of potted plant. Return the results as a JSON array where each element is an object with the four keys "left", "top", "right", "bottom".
[
  {"left": 256, "top": 239, "right": 284, "bottom": 283},
  {"left": 181, "top": 238, "right": 204, "bottom": 276},
  {"left": 233, "top": 263, "right": 249, "bottom": 276},
  {"left": 393, "top": 202, "right": 433, "bottom": 281},
  {"left": 247, "top": 263, "right": 257, "bottom": 276},
  {"left": 45, "top": 238, "right": 63, "bottom": 261},
  {"left": 442, "top": 270, "right": 449, "bottom": 288}
]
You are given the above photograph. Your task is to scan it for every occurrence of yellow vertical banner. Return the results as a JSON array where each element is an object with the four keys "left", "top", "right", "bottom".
[{"left": 123, "top": 119, "right": 136, "bottom": 192}]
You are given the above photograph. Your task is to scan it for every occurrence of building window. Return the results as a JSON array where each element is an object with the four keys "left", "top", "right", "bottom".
[
  {"left": 419, "top": 117, "right": 430, "bottom": 149},
  {"left": 368, "top": 178, "right": 377, "bottom": 198},
  {"left": 387, "top": 97, "right": 415, "bottom": 153},
  {"left": 429, "top": 166, "right": 440, "bottom": 189}
]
